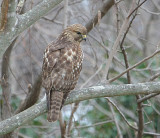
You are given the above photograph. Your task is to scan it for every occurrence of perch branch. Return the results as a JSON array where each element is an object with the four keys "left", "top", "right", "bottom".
[{"left": 1, "top": 81, "right": 160, "bottom": 135}]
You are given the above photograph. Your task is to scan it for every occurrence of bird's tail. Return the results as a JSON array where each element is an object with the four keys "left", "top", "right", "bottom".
[{"left": 47, "top": 90, "right": 63, "bottom": 122}]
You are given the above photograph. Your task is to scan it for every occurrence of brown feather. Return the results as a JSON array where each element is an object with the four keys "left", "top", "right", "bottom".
[
  {"left": 47, "top": 90, "right": 63, "bottom": 122},
  {"left": 42, "top": 24, "right": 87, "bottom": 122}
]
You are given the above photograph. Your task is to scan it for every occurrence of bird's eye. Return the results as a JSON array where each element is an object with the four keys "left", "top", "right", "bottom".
[{"left": 77, "top": 32, "right": 81, "bottom": 35}]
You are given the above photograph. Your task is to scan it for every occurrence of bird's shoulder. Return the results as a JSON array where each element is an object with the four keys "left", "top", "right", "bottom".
[{"left": 42, "top": 39, "right": 78, "bottom": 73}]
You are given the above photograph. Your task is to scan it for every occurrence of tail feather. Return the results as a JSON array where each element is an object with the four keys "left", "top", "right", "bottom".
[
  {"left": 60, "top": 91, "right": 69, "bottom": 110},
  {"left": 47, "top": 90, "right": 63, "bottom": 122}
]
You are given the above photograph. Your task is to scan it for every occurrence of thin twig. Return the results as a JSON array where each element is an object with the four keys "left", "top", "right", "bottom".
[
  {"left": 143, "top": 132, "right": 160, "bottom": 136},
  {"left": 152, "top": 105, "right": 160, "bottom": 116},
  {"left": 109, "top": 50, "right": 160, "bottom": 83},
  {"left": 137, "top": 92, "right": 160, "bottom": 103},
  {"left": 108, "top": 102, "right": 123, "bottom": 138},
  {"left": 127, "top": 0, "right": 148, "bottom": 18},
  {"left": 103, "top": 0, "right": 148, "bottom": 81},
  {"left": 148, "top": 72, "right": 160, "bottom": 81},
  {"left": 59, "top": 112, "right": 66, "bottom": 138},
  {"left": 141, "top": 6, "right": 160, "bottom": 15},
  {"left": 66, "top": 103, "right": 79, "bottom": 137},
  {"left": 114, "top": 0, "right": 120, "bottom": 35},
  {"left": 88, "top": 34, "right": 125, "bottom": 67},
  {"left": 119, "top": 1, "right": 145, "bottom": 137},
  {"left": 103, "top": 0, "right": 136, "bottom": 80},
  {"left": 106, "top": 98, "right": 138, "bottom": 131},
  {"left": 85, "top": 0, "right": 114, "bottom": 32},
  {"left": 119, "top": 2, "right": 139, "bottom": 84},
  {"left": 15, "top": 74, "right": 42, "bottom": 114},
  {"left": 74, "top": 120, "right": 113, "bottom": 129}
]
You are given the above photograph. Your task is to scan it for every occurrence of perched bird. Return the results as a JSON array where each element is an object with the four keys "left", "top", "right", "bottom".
[{"left": 42, "top": 24, "right": 87, "bottom": 122}]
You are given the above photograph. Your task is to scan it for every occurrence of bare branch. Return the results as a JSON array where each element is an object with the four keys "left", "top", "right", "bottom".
[
  {"left": 1, "top": 38, "right": 17, "bottom": 121},
  {"left": 17, "top": 0, "right": 63, "bottom": 36},
  {"left": 59, "top": 112, "right": 66, "bottom": 138},
  {"left": 106, "top": 98, "right": 137, "bottom": 131},
  {"left": 74, "top": 120, "right": 113, "bottom": 129},
  {"left": 0, "top": 0, "right": 63, "bottom": 59},
  {"left": 15, "top": 74, "right": 42, "bottom": 114},
  {"left": 136, "top": 95, "right": 144, "bottom": 138},
  {"left": 119, "top": 0, "right": 139, "bottom": 84},
  {"left": 103, "top": 0, "right": 148, "bottom": 81},
  {"left": 1, "top": 81, "right": 160, "bottom": 135},
  {"left": 103, "top": 0, "right": 136, "bottom": 80},
  {"left": 143, "top": 132, "right": 160, "bottom": 136},
  {"left": 148, "top": 73, "right": 160, "bottom": 81},
  {"left": 137, "top": 92, "right": 160, "bottom": 103},
  {"left": 67, "top": 103, "right": 79, "bottom": 137},
  {"left": 108, "top": 101, "right": 123, "bottom": 138},
  {"left": 85, "top": 0, "right": 114, "bottom": 32},
  {"left": 109, "top": 50, "right": 160, "bottom": 83}
]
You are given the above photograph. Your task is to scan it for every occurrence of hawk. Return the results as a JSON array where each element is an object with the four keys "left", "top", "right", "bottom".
[{"left": 42, "top": 24, "right": 87, "bottom": 122}]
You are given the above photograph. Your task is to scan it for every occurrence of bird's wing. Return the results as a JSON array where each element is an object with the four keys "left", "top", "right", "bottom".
[
  {"left": 42, "top": 41, "right": 63, "bottom": 89},
  {"left": 47, "top": 41, "right": 66, "bottom": 51},
  {"left": 42, "top": 40, "right": 72, "bottom": 120}
]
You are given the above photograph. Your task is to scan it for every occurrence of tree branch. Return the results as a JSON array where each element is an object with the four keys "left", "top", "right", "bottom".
[
  {"left": 0, "top": 37, "right": 17, "bottom": 138},
  {"left": 1, "top": 81, "right": 160, "bottom": 135},
  {"left": 0, "top": 0, "right": 63, "bottom": 59},
  {"left": 85, "top": 0, "right": 114, "bottom": 32},
  {"left": 109, "top": 49, "right": 160, "bottom": 83},
  {"left": 108, "top": 101, "right": 122, "bottom": 138},
  {"left": 17, "top": 0, "right": 63, "bottom": 36},
  {"left": 15, "top": 74, "right": 42, "bottom": 114},
  {"left": 102, "top": 0, "right": 136, "bottom": 80}
]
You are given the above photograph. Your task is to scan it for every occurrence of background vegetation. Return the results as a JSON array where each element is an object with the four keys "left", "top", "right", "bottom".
[{"left": 0, "top": 0, "right": 160, "bottom": 137}]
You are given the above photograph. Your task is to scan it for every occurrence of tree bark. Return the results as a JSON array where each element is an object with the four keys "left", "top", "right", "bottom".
[{"left": 0, "top": 81, "right": 160, "bottom": 135}]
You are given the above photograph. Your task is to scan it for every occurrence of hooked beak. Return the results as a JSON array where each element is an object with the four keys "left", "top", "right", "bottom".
[{"left": 82, "top": 35, "right": 87, "bottom": 41}]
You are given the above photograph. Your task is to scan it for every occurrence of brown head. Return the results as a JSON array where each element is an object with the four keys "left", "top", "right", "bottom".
[{"left": 60, "top": 24, "right": 87, "bottom": 43}]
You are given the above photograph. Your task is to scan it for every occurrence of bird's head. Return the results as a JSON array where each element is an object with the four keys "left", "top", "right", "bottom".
[{"left": 63, "top": 24, "right": 87, "bottom": 43}]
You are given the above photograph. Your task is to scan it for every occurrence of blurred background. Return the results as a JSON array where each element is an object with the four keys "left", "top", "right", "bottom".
[{"left": 1, "top": 0, "right": 160, "bottom": 137}]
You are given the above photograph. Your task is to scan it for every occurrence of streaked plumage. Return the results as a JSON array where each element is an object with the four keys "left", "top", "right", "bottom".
[{"left": 42, "top": 24, "right": 87, "bottom": 122}]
